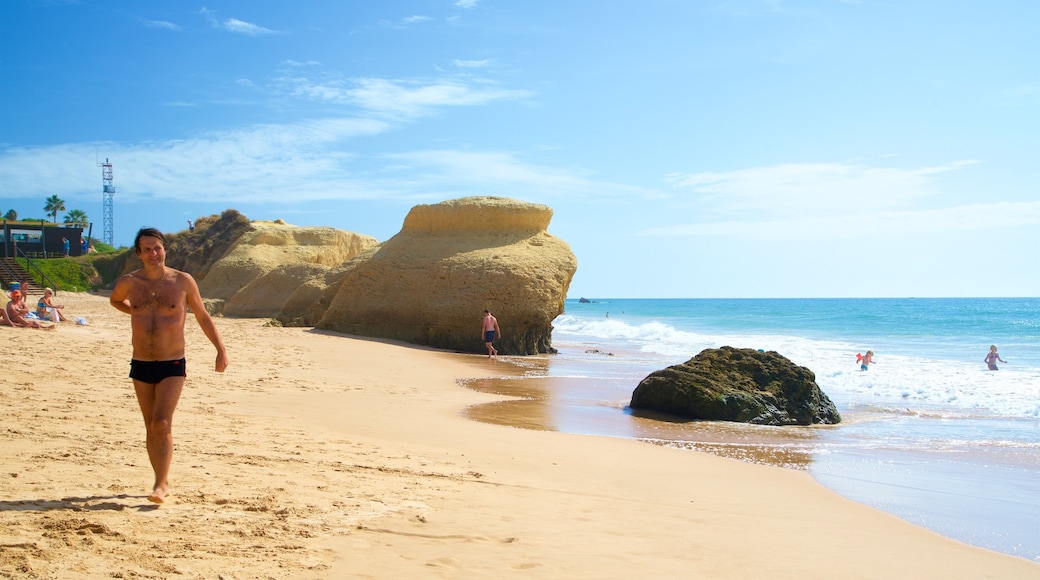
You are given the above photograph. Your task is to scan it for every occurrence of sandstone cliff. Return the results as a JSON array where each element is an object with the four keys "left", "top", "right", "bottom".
[
  {"left": 313, "top": 197, "right": 577, "bottom": 355},
  {"left": 210, "top": 221, "right": 378, "bottom": 318}
]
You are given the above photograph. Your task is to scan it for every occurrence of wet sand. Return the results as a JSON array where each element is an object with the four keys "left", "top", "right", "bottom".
[{"left": 458, "top": 359, "right": 1040, "bottom": 562}]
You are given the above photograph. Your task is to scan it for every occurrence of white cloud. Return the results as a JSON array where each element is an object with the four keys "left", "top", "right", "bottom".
[
  {"left": 453, "top": 59, "right": 491, "bottom": 68},
  {"left": 0, "top": 118, "right": 391, "bottom": 204},
  {"left": 380, "top": 150, "right": 662, "bottom": 201},
  {"left": 223, "top": 17, "right": 280, "bottom": 36},
  {"left": 648, "top": 160, "right": 1027, "bottom": 239},
  {"left": 199, "top": 8, "right": 280, "bottom": 35},
  {"left": 640, "top": 201, "right": 1040, "bottom": 239},
  {"left": 380, "top": 15, "right": 432, "bottom": 29},
  {"left": 0, "top": 133, "right": 661, "bottom": 212},
  {"left": 666, "top": 160, "right": 979, "bottom": 217},
  {"left": 455, "top": 0, "right": 480, "bottom": 8},
  {"left": 282, "top": 76, "right": 532, "bottom": 119},
  {"left": 144, "top": 20, "right": 181, "bottom": 31}
]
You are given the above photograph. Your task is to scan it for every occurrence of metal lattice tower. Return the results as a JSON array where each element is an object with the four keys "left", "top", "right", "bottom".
[{"left": 100, "top": 158, "right": 115, "bottom": 246}]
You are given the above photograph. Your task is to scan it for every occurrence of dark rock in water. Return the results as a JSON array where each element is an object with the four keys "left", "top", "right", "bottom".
[{"left": 629, "top": 346, "right": 841, "bottom": 426}]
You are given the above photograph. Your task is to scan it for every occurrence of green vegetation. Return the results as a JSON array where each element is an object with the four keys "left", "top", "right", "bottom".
[
  {"left": 43, "top": 195, "right": 66, "bottom": 223},
  {"left": 18, "top": 245, "right": 130, "bottom": 293},
  {"left": 64, "top": 209, "right": 89, "bottom": 227},
  {"left": 90, "top": 240, "right": 118, "bottom": 253},
  {"left": 18, "top": 256, "right": 95, "bottom": 292}
]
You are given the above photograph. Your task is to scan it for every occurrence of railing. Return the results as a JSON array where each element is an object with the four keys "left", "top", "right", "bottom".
[{"left": 6, "top": 246, "right": 61, "bottom": 295}]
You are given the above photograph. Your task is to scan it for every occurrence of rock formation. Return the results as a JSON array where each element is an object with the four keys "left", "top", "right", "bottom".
[
  {"left": 629, "top": 346, "right": 841, "bottom": 426},
  {"left": 212, "top": 221, "right": 378, "bottom": 318},
  {"left": 314, "top": 196, "right": 577, "bottom": 355},
  {"left": 110, "top": 210, "right": 255, "bottom": 282}
]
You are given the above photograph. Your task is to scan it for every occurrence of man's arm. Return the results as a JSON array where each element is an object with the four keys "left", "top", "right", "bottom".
[
  {"left": 182, "top": 272, "right": 229, "bottom": 373},
  {"left": 109, "top": 275, "right": 133, "bottom": 314}
]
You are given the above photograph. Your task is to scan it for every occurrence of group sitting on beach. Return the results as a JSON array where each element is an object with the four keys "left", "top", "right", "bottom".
[{"left": 3, "top": 290, "right": 57, "bottom": 330}]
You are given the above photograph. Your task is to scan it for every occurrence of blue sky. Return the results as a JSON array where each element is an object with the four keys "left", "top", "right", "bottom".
[{"left": 1, "top": 0, "right": 1037, "bottom": 298}]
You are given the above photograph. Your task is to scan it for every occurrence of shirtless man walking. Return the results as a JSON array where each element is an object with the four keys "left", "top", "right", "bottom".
[
  {"left": 110, "top": 227, "right": 228, "bottom": 503},
  {"left": 481, "top": 309, "right": 502, "bottom": 358}
]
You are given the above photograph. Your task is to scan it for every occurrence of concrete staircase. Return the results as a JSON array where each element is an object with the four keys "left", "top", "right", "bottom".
[{"left": 0, "top": 257, "right": 41, "bottom": 296}]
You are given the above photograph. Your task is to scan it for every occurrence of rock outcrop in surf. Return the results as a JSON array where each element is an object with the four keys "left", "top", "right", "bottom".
[{"left": 629, "top": 346, "right": 841, "bottom": 426}]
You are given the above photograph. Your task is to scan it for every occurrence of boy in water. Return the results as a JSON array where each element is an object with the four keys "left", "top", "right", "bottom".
[
  {"left": 984, "top": 345, "right": 1006, "bottom": 371},
  {"left": 859, "top": 350, "right": 875, "bottom": 371}
]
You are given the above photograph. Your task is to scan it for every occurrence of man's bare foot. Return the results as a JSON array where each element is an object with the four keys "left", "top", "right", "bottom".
[{"left": 147, "top": 487, "right": 170, "bottom": 504}]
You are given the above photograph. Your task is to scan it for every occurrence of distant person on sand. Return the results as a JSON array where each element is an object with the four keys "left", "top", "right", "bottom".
[
  {"left": 36, "top": 288, "right": 68, "bottom": 322},
  {"left": 110, "top": 227, "right": 228, "bottom": 504},
  {"left": 858, "top": 350, "right": 875, "bottom": 371},
  {"left": 482, "top": 309, "right": 501, "bottom": 358},
  {"left": 984, "top": 345, "right": 1007, "bottom": 371},
  {"left": 0, "top": 302, "right": 11, "bottom": 326}
]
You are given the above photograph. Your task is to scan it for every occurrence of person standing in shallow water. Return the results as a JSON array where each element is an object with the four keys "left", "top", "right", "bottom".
[
  {"left": 110, "top": 227, "right": 228, "bottom": 504},
  {"left": 859, "top": 350, "right": 875, "bottom": 371},
  {"left": 482, "top": 309, "right": 502, "bottom": 358},
  {"left": 984, "top": 345, "right": 1007, "bottom": 371}
]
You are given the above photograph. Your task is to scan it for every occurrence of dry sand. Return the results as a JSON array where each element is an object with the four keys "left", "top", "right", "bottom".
[{"left": 1, "top": 292, "right": 1037, "bottom": 579}]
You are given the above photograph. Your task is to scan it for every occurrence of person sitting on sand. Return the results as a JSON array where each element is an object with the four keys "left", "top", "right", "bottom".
[
  {"left": 36, "top": 288, "right": 69, "bottom": 322},
  {"left": 984, "top": 345, "right": 1007, "bottom": 371},
  {"left": 5, "top": 291, "right": 55, "bottom": 330},
  {"left": 0, "top": 301, "right": 14, "bottom": 327}
]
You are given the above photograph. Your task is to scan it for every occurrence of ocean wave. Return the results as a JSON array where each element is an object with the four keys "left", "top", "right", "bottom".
[{"left": 552, "top": 314, "right": 1040, "bottom": 419}]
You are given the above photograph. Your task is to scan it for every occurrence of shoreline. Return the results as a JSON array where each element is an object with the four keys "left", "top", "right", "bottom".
[{"left": 1, "top": 292, "right": 1037, "bottom": 578}]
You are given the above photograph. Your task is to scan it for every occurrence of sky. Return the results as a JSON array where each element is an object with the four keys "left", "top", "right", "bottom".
[{"left": 1, "top": 0, "right": 1037, "bottom": 298}]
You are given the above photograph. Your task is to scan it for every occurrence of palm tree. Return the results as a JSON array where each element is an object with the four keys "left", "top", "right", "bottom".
[
  {"left": 64, "top": 209, "right": 89, "bottom": 227},
  {"left": 44, "top": 195, "right": 66, "bottom": 223}
]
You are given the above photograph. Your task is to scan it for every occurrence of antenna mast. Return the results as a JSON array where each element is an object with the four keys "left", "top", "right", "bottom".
[{"left": 99, "top": 158, "right": 115, "bottom": 246}]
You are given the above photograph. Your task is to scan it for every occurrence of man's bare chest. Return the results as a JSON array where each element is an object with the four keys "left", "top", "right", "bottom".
[{"left": 129, "top": 280, "right": 183, "bottom": 311}]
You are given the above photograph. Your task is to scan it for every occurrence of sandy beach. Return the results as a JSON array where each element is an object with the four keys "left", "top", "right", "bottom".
[{"left": 2, "top": 292, "right": 1037, "bottom": 579}]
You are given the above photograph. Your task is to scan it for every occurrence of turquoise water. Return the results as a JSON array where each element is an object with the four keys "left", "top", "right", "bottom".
[{"left": 489, "top": 298, "right": 1040, "bottom": 561}]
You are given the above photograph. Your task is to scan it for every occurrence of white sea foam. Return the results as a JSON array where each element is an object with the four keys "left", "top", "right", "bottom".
[{"left": 552, "top": 314, "right": 1040, "bottom": 419}]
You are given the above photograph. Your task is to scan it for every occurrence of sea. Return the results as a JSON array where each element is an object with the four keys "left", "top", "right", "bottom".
[{"left": 460, "top": 298, "right": 1040, "bottom": 562}]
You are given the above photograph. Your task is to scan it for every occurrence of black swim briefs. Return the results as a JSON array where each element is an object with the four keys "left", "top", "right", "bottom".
[{"left": 129, "top": 358, "right": 187, "bottom": 384}]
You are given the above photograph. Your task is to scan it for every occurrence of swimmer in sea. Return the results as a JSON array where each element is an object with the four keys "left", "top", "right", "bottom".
[
  {"left": 860, "top": 350, "right": 875, "bottom": 371},
  {"left": 984, "top": 345, "right": 1006, "bottom": 371}
]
